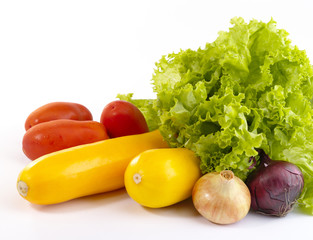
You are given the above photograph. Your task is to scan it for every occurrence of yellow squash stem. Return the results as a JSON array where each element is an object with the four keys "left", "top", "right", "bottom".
[{"left": 17, "top": 130, "right": 168, "bottom": 205}]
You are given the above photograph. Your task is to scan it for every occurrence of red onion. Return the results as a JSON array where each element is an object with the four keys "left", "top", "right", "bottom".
[{"left": 246, "top": 149, "right": 304, "bottom": 217}]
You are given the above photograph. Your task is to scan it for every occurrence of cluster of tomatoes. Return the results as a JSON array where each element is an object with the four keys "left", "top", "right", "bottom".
[{"left": 22, "top": 100, "right": 149, "bottom": 160}]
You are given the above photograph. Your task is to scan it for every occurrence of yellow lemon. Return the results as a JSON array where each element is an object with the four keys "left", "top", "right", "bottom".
[{"left": 124, "top": 148, "right": 202, "bottom": 208}]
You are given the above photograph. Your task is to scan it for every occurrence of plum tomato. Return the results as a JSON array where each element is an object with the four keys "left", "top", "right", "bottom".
[
  {"left": 100, "top": 100, "right": 149, "bottom": 138},
  {"left": 25, "top": 102, "right": 93, "bottom": 130},
  {"left": 22, "top": 119, "right": 109, "bottom": 160}
]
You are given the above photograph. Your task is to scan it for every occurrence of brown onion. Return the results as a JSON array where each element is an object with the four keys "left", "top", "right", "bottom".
[{"left": 192, "top": 170, "right": 251, "bottom": 224}]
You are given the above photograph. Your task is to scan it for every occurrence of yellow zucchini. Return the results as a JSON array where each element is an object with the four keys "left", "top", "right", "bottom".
[
  {"left": 17, "top": 130, "right": 168, "bottom": 205},
  {"left": 124, "top": 148, "right": 202, "bottom": 208}
]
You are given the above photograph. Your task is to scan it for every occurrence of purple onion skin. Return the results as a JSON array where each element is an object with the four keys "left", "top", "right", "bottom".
[{"left": 246, "top": 150, "right": 304, "bottom": 217}]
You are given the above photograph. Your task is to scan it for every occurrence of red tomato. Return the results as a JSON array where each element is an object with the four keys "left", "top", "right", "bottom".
[
  {"left": 22, "top": 119, "right": 109, "bottom": 160},
  {"left": 25, "top": 102, "right": 93, "bottom": 130},
  {"left": 100, "top": 100, "right": 149, "bottom": 138}
]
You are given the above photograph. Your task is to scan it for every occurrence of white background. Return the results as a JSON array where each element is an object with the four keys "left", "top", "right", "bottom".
[{"left": 1, "top": 0, "right": 313, "bottom": 239}]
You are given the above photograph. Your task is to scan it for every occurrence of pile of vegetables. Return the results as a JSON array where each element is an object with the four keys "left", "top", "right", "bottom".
[
  {"left": 16, "top": 17, "right": 313, "bottom": 225},
  {"left": 18, "top": 101, "right": 168, "bottom": 204},
  {"left": 120, "top": 17, "right": 313, "bottom": 214}
]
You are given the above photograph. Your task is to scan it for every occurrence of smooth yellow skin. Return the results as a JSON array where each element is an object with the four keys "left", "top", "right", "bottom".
[
  {"left": 124, "top": 148, "right": 202, "bottom": 208},
  {"left": 17, "top": 130, "right": 169, "bottom": 205}
]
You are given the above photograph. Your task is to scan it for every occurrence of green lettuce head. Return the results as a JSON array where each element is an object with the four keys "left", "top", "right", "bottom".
[{"left": 119, "top": 17, "right": 313, "bottom": 213}]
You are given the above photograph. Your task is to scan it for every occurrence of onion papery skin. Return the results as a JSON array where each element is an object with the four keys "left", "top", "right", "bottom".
[{"left": 192, "top": 170, "right": 251, "bottom": 225}]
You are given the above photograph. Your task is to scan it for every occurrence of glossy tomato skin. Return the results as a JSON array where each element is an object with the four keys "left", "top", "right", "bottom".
[
  {"left": 22, "top": 119, "right": 109, "bottom": 160},
  {"left": 100, "top": 100, "right": 149, "bottom": 138},
  {"left": 25, "top": 102, "right": 93, "bottom": 130}
]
